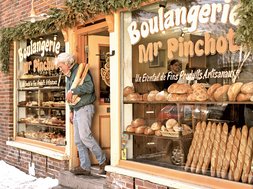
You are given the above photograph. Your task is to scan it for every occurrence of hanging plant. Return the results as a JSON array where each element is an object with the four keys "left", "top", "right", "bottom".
[{"left": 235, "top": 0, "right": 253, "bottom": 51}]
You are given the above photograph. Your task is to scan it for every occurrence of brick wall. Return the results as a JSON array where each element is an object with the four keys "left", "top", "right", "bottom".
[
  {"left": 106, "top": 172, "right": 169, "bottom": 189},
  {"left": 0, "top": 0, "right": 67, "bottom": 178}
]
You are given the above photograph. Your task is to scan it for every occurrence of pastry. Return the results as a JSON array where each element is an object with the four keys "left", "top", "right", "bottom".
[
  {"left": 135, "top": 126, "right": 147, "bottom": 134},
  {"left": 151, "top": 122, "right": 162, "bottom": 131},
  {"left": 123, "top": 86, "right": 135, "bottom": 97},
  {"left": 196, "top": 121, "right": 211, "bottom": 173},
  {"left": 126, "top": 125, "right": 136, "bottom": 133},
  {"left": 165, "top": 119, "right": 178, "bottom": 129},
  {"left": 228, "top": 128, "right": 241, "bottom": 181},
  {"left": 185, "top": 122, "right": 202, "bottom": 171},
  {"left": 241, "top": 127, "right": 253, "bottom": 183},
  {"left": 190, "top": 121, "right": 206, "bottom": 172},
  {"left": 234, "top": 125, "right": 248, "bottom": 181},
  {"left": 216, "top": 123, "right": 229, "bottom": 178},
  {"left": 207, "top": 83, "right": 222, "bottom": 100},
  {"left": 227, "top": 82, "right": 243, "bottom": 101},
  {"left": 202, "top": 122, "right": 217, "bottom": 175},
  {"left": 236, "top": 93, "right": 252, "bottom": 102},
  {"left": 210, "top": 123, "right": 222, "bottom": 176},
  {"left": 213, "top": 85, "right": 230, "bottom": 102},
  {"left": 241, "top": 82, "right": 253, "bottom": 94},
  {"left": 221, "top": 125, "right": 236, "bottom": 179},
  {"left": 131, "top": 118, "right": 146, "bottom": 128},
  {"left": 167, "top": 83, "right": 192, "bottom": 94}
]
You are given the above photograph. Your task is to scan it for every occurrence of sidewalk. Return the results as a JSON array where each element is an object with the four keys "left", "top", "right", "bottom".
[{"left": 0, "top": 160, "right": 58, "bottom": 189}]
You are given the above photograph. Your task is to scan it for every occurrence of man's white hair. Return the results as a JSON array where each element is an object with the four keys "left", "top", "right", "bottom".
[{"left": 56, "top": 53, "right": 75, "bottom": 67}]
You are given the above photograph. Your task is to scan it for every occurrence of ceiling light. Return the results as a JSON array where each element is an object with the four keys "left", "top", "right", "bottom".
[{"left": 21, "top": 0, "right": 49, "bottom": 23}]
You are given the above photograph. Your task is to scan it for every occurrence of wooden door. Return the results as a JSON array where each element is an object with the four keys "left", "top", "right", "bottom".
[{"left": 88, "top": 35, "right": 110, "bottom": 164}]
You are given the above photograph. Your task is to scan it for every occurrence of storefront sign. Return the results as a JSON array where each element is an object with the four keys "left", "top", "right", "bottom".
[
  {"left": 127, "top": 0, "right": 240, "bottom": 62},
  {"left": 18, "top": 36, "right": 61, "bottom": 62},
  {"left": 135, "top": 68, "right": 240, "bottom": 83},
  {"left": 23, "top": 78, "right": 58, "bottom": 87},
  {"left": 23, "top": 59, "right": 57, "bottom": 74}
]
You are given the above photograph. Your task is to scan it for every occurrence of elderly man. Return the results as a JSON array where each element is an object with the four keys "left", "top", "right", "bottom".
[{"left": 56, "top": 53, "right": 107, "bottom": 175}]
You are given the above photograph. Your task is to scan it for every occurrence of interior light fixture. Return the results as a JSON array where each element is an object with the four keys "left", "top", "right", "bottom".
[{"left": 21, "top": 0, "right": 49, "bottom": 23}]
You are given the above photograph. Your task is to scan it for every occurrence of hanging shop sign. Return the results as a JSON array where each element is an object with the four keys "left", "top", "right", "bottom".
[{"left": 127, "top": 0, "right": 240, "bottom": 63}]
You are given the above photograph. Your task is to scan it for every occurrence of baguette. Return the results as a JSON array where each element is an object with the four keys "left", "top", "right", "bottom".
[
  {"left": 196, "top": 121, "right": 212, "bottom": 173},
  {"left": 202, "top": 122, "right": 217, "bottom": 174},
  {"left": 241, "top": 127, "right": 253, "bottom": 182},
  {"left": 248, "top": 158, "right": 253, "bottom": 183},
  {"left": 210, "top": 123, "right": 222, "bottom": 177},
  {"left": 234, "top": 125, "right": 248, "bottom": 181},
  {"left": 228, "top": 128, "right": 241, "bottom": 180},
  {"left": 185, "top": 122, "right": 202, "bottom": 171},
  {"left": 221, "top": 125, "right": 236, "bottom": 179},
  {"left": 190, "top": 121, "right": 207, "bottom": 172},
  {"left": 216, "top": 123, "right": 229, "bottom": 177}
]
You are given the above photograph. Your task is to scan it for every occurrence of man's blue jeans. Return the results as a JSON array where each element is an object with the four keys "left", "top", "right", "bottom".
[{"left": 73, "top": 104, "right": 106, "bottom": 170}]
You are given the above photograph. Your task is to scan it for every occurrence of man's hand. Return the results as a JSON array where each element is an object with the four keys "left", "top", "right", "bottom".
[
  {"left": 70, "top": 111, "right": 74, "bottom": 124},
  {"left": 66, "top": 90, "right": 73, "bottom": 103}
]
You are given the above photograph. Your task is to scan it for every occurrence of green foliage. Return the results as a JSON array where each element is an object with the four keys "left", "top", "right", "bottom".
[
  {"left": 0, "top": 0, "right": 148, "bottom": 73},
  {"left": 235, "top": 0, "right": 253, "bottom": 51}
]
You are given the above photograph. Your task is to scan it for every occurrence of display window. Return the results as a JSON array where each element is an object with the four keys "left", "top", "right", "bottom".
[
  {"left": 14, "top": 32, "right": 66, "bottom": 151},
  {"left": 121, "top": 0, "right": 253, "bottom": 184}
]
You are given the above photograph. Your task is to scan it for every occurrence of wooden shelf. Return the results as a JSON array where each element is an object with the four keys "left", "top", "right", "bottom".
[
  {"left": 18, "top": 105, "right": 65, "bottom": 110},
  {"left": 124, "top": 100, "right": 253, "bottom": 105},
  {"left": 18, "top": 75, "right": 64, "bottom": 80},
  {"left": 123, "top": 131, "right": 193, "bottom": 141},
  {"left": 18, "top": 87, "right": 65, "bottom": 91},
  {"left": 18, "top": 121, "right": 65, "bottom": 129}
]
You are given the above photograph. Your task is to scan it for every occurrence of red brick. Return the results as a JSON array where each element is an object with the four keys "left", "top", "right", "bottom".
[
  {"left": 135, "top": 178, "right": 144, "bottom": 186},
  {"left": 143, "top": 180, "right": 157, "bottom": 189}
]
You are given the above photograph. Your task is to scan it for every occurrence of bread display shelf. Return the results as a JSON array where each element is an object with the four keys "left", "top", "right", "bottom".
[
  {"left": 124, "top": 131, "right": 193, "bottom": 140},
  {"left": 18, "top": 87, "right": 65, "bottom": 91},
  {"left": 124, "top": 100, "right": 253, "bottom": 105},
  {"left": 18, "top": 122, "right": 65, "bottom": 129},
  {"left": 18, "top": 105, "right": 65, "bottom": 110}
]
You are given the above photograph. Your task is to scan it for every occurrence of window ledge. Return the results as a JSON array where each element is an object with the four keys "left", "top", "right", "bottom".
[
  {"left": 6, "top": 141, "right": 69, "bottom": 160},
  {"left": 105, "top": 165, "right": 208, "bottom": 189}
]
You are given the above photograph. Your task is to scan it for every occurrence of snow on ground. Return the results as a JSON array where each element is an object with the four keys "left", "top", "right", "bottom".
[{"left": 0, "top": 160, "right": 58, "bottom": 189}]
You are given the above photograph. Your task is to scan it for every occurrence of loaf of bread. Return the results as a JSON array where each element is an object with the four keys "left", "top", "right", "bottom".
[
  {"left": 196, "top": 121, "right": 211, "bottom": 173},
  {"left": 123, "top": 86, "right": 135, "bottom": 97},
  {"left": 187, "top": 93, "right": 196, "bottom": 102},
  {"left": 241, "top": 82, "right": 253, "bottom": 94},
  {"left": 211, "top": 123, "right": 222, "bottom": 176},
  {"left": 234, "top": 125, "right": 248, "bottom": 181},
  {"left": 228, "top": 128, "right": 241, "bottom": 181},
  {"left": 193, "top": 87, "right": 208, "bottom": 102},
  {"left": 135, "top": 126, "right": 147, "bottom": 134},
  {"left": 167, "top": 93, "right": 188, "bottom": 102},
  {"left": 241, "top": 127, "right": 253, "bottom": 183},
  {"left": 190, "top": 121, "right": 207, "bottom": 172},
  {"left": 131, "top": 118, "right": 146, "bottom": 128},
  {"left": 155, "top": 90, "right": 168, "bottom": 101},
  {"left": 155, "top": 130, "right": 162, "bottom": 136},
  {"left": 126, "top": 125, "right": 136, "bottom": 133},
  {"left": 166, "top": 119, "right": 178, "bottom": 129},
  {"left": 207, "top": 83, "right": 222, "bottom": 100},
  {"left": 248, "top": 160, "right": 253, "bottom": 184},
  {"left": 126, "top": 93, "right": 142, "bottom": 101},
  {"left": 202, "top": 122, "right": 217, "bottom": 174},
  {"left": 213, "top": 85, "right": 230, "bottom": 102},
  {"left": 192, "top": 83, "right": 206, "bottom": 90},
  {"left": 221, "top": 125, "right": 236, "bottom": 179},
  {"left": 185, "top": 122, "right": 202, "bottom": 171},
  {"left": 147, "top": 90, "right": 159, "bottom": 101},
  {"left": 144, "top": 127, "right": 155, "bottom": 135},
  {"left": 236, "top": 93, "right": 252, "bottom": 102},
  {"left": 216, "top": 123, "right": 229, "bottom": 177},
  {"left": 227, "top": 82, "right": 243, "bottom": 101},
  {"left": 151, "top": 122, "right": 162, "bottom": 131},
  {"left": 167, "top": 83, "right": 192, "bottom": 94}
]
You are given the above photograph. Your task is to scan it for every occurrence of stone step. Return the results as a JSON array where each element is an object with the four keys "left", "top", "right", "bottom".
[{"left": 57, "top": 169, "right": 108, "bottom": 189}]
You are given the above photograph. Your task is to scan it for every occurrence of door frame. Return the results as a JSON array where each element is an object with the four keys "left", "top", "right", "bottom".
[{"left": 69, "top": 17, "right": 111, "bottom": 169}]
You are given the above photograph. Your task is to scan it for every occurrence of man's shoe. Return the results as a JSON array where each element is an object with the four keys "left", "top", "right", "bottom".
[
  {"left": 98, "top": 160, "right": 107, "bottom": 174},
  {"left": 70, "top": 167, "right": 91, "bottom": 175}
]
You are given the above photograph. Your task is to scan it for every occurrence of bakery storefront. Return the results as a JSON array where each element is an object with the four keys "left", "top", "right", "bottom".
[
  {"left": 106, "top": 0, "right": 253, "bottom": 188},
  {"left": 6, "top": 32, "right": 70, "bottom": 176}
]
